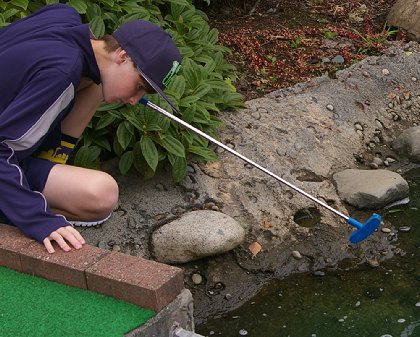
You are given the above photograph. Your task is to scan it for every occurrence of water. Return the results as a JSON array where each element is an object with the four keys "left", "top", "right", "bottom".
[{"left": 196, "top": 169, "right": 420, "bottom": 337}]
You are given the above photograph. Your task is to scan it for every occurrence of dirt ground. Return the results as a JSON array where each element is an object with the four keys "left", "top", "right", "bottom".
[{"left": 205, "top": 0, "right": 401, "bottom": 100}]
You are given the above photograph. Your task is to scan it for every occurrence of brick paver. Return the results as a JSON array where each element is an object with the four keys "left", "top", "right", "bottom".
[
  {"left": 0, "top": 223, "right": 184, "bottom": 311},
  {"left": 86, "top": 252, "right": 184, "bottom": 311}
]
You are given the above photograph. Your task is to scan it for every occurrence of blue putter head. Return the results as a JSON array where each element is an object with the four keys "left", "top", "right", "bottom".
[{"left": 348, "top": 213, "right": 382, "bottom": 244}]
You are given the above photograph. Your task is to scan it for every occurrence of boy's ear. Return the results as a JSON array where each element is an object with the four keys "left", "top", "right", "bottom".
[{"left": 115, "top": 48, "right": 129, "bottom": 64}]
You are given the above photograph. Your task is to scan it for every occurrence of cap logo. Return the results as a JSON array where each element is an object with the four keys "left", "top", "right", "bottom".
[{"left": 162, "top": 61, "right": 181, "bottom": 88}]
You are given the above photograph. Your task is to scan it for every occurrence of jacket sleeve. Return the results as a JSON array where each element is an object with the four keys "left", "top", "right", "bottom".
[{"left": 0, "top": 68, "right": 75, "bottom": 242}]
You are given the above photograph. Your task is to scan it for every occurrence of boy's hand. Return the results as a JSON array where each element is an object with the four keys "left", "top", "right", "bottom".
[{"left": 43, "top": 226, "right": 85, "bottom": 253}]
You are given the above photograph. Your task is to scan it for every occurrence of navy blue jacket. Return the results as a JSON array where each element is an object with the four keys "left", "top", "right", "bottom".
[{"left": 0, "top": 4, "right": 100, "bottom": 242}]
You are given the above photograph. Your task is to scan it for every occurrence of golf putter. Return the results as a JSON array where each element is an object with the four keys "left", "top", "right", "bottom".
[{"left": 139, "top": 97, "right": 381, "bottom": 243}]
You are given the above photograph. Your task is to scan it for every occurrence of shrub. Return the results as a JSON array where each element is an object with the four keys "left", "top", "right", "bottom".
[{"left": 0, "top": 0, "right": 244, "bottom": 182}]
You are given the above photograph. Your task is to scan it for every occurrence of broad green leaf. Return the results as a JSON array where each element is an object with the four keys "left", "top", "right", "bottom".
[
  {"left": 116, "top": 122, "right": 134, "bottom": 151},
  {"left": 2, "top": 9, "right": 19, "bottom": 20},
  {"left": 167, "top": 75, "right": 186, "bottom": 100},
  {"left": 10, "top": 0, "right": 28, "bottom": 10},
  {"left": 165, "top": 0, "right": 189, "bottom": 6},
  {"left": 95, "top": 113, "right": 116, "bottom": 130},
  {"left": 67, "top": 0, "right": 87, "bottom": 14},
  {"left": 188, "top": 145, "right": 218, "bottom": 161},
  {"left": 133, "top": 141, "right": 156, "bottom": 178},
  {"left": 179, "top": 95, "right": 200, "bottom": 107},
  {"left": 90, "top": 16, "right": 105, "bottom": 38},
  {"left": 99, "top": 0, "right": 114, "bottom": 7},
  {"left": 160, "top": 135, "right": 185, "bottom": 157},
  {"left": 169, "top": 154, "right": 187, "bottom": 182},
  {"left": 93, "top": 136, "right": 111, "bottom": 152},
  {"left": 181, "top": 106, "right": 195, "bottom": 124},
  {"left": 192, "top": 83, "right": 211, "bottom": 99},
  {"left": 73, "top": 145, "right": 101, "bottom": 168},
  {"left": 119, "top": 151, "right": 134, "bottom": 175},
  {"left": 140, "top": 136, "right": 158, "bottom": 171},
  {"left": 207, "top": 28, "right": 219, "bottom": 44}
]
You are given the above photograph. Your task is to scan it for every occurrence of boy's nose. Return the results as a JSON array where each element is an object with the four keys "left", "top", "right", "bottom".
[{"left": 128, "top": 90, "right": 146, "bottom": 106}]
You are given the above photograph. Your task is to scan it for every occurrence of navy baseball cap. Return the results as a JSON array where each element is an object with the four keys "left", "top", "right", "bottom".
[{"left": 113, "top": 20, "right": 181, "bottom": 112}]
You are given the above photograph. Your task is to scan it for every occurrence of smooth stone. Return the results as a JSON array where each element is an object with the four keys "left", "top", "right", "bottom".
[
  {"left": 152, "top": 210, "right": 246, "bottom": 263},
  {"left": 332, "top": 55, "right": 345, "bottom": 64},
  {"left": 367, "top": 259, "right": 380, "bottom": 268},
  {"left": 292, "top": 250, "right": 303, "bottom": 259},
  {"left": 191, "top": 273, "right": 203, "bottom": 285},
  {"left": 333, "top": 169, "right": 409, "bottom": 209}
]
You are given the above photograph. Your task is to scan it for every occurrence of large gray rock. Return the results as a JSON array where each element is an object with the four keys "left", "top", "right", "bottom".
[
  {"left": 333, "top": 169, "right": 409, "bottom": 209},
  {"left": 392, "top": 126, "right": 420, "bottom": 163},
  {"left": 387, "top": 0, "right": 420, "bottom": 41},
  {"left": 152, "top": 210, "right": 246, "bottom": 263}
]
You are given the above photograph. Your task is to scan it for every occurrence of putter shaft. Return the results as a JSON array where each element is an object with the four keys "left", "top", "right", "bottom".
[{"left": 140, "top": 98, "right": 349, "bottom": 221}]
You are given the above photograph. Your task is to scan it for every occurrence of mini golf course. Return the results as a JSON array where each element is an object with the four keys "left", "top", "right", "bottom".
[{"left": 0, "top": 266, "right": 155, "bottom": 337}]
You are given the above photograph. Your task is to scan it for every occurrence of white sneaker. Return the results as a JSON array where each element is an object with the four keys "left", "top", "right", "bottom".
[{"left": 69, "top": 213, "right": 112, "bottom": 227}]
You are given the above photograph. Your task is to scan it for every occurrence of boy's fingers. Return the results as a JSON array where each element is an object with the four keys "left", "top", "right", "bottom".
[
  {"left": 56, "top": 227, "right": 83, "bottom": 250},
  {"left": 48, "top": 231, "right": 71, "bottom": 252},
  {"left": 42, "top": 238, "right": 55, "bottom": 254},
  {"left": 65, "top": 226, "right": 85, "bottom": 245},
  {"left": 42, "top": 226, "right": 85, "bottom": 253}
]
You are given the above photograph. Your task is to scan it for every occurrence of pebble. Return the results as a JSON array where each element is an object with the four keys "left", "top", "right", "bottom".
[
  {"left": 191, "top": 273, "right": 203, "bottom": 285},
  {"left": 251, "top": 111, "right": 261, "bottom": 120},
  {"left": 292, "top": 250, "right": 303, "bottom": 259},
  {"left": 332, "top": 55, "right": 345, "bottom": 64},
  {"left": 326, "top": 104, "right": 334, "bottom": 111},
  {"left": 381, "top": 228, "right": 392, "bottom": 233},
  {"left": 382, "top": 68, "right": 390, "bottom": 76},
  {"left": 155, "top": 183, "right": 165, "bottom": 191},
  {"left": 372, "top": 156, "right": 383, "bottom": 164},
  {"left": 355, "top": 301, "right": 361, "bottom": 307},
  {"left": 97, "top": 241, "right": 108, "bottom": 249},
  {"left": 367, "top": 259, "right": 380, "bottom": 268},
  {"left": 380, "top": 335, "right": 393, "bottom": 337},
  {"left": 239, "top": 329, "right": 248, "bottom": 335},
  {"left": 397, "top": 318, "right": 406, "bottom": 323},
  {"left": 416, "top": 302, "right": 420, "bottom": 307},
  {"left": 354, "top": 123, "right": 363, "bottom": 131},
  {"left": 313, "top": 271, "right": 325, "bottom": 277},
  {"left": 399, "top": 226, "right": 411, "bottom": 232}
]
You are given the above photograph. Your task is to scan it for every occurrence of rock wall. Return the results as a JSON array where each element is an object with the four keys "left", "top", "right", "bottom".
[{"left": 81, "top": 41, "right": 420, "bottom": 322}]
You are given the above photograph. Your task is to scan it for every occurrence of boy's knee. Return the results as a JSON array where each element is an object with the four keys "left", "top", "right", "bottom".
[{"left": 89, "top": 172, "right": 119, "bottom": 215}]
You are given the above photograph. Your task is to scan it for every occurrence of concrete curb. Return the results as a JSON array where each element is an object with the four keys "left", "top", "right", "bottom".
[{"left": 0, "top": 223, "right": 184, "bottom": 312}]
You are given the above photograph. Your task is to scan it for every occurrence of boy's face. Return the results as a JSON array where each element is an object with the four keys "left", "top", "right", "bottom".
[{"left": 101, "top": 49, "right": 148, "bottom": 105}]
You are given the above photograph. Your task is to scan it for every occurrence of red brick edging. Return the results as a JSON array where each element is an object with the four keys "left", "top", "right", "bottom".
[{"left": 0, "top": 223, "right": 184, "bottom": 311}]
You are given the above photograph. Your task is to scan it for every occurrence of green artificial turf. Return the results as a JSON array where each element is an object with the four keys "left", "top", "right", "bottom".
[{"left": 0, "top": 266, "right": 155, "bottom": 337}]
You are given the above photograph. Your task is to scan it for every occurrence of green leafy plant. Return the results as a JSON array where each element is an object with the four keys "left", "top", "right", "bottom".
[
  {"left": 322, "top": 30, "right": 338, "bottom": 40},
  {"left": 354, "top": 23, "right": 398, "bottom": 55},
  {"left": 1, "top": 0, "right": 244, "bottom": 182},
  {"left": 290, "top": 35, "right": 305, "bottom": 49}
]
